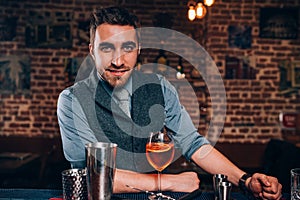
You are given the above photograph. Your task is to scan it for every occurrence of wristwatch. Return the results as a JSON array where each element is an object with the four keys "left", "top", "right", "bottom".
[{"left": 239, "top": 173, "right": 252, "bottom": 192}]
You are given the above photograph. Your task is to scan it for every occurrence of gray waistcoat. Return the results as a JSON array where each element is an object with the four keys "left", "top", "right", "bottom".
[{"left": 72, "top": 68, "right": 165, "bottom": 172}]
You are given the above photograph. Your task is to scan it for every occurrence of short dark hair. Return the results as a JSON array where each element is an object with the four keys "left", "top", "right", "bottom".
[{"left": 89, "top": 6, "right": 140, "bottom": 45}]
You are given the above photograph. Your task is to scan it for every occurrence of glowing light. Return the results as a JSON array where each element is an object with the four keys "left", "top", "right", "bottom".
[
  {"left": 204, "top": 0, "right": 215, "bottom": 7},
  {"left": 196, "top": 3, "right": 207, "bottom": 19},
  {"left": 188, "top": 6, "right": 196, "bottom": 21}
]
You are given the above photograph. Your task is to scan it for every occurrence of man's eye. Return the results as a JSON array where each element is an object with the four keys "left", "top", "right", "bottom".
[
  {"left": 101, "top": 47, "right": 113, "bottom": 52},
  {"left": 123, "top": 46, "right": 135, "bottom": 52}
]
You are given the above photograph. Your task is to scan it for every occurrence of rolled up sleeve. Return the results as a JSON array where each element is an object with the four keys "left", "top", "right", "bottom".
[
  {"left": 159, "top": 75, "right": 210, "bottom": 160},
  {"left": 57, "top": 89, "right": 97, "bottom": 168}
]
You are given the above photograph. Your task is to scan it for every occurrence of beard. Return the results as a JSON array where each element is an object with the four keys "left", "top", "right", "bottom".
[{"left": 99, "top": 67, "right": 134, "bottom": 88}]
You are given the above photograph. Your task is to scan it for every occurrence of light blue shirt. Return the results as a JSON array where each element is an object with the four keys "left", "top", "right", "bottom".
[{"left": 57, "top": 72, "right": 209, "bottom": 168}]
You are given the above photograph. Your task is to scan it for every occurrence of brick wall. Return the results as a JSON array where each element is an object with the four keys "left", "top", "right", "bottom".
[
  {"left": 206, "top": 0, "right": 300, "bottom": 143},
  {"left": 0, "top": 0, "right": 299, "bottom": 144}
]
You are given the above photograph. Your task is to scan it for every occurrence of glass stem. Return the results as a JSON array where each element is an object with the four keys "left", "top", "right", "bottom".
[{"left": 158, "top": 171, "right": 162, "bottom": 195}]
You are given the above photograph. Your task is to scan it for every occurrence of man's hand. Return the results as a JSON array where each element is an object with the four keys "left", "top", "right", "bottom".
[
  {"left": 247, "top": 173, "right": 282, "bottom": 200},
  {"left": 162, "top": 171, "right": 200, "bottom": 192}
]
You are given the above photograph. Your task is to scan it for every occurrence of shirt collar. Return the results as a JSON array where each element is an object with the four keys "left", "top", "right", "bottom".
[{"left": 97, "top": 71, "right": 132, "bottom": 96}]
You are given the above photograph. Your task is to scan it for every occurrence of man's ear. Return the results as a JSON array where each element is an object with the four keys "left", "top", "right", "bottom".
[{"left": 89, "top": 43, "right": 95, "bottom": 60}]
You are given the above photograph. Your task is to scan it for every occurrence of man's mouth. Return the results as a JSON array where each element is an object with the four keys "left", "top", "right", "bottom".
[{"left": 106, "top": 69, "right": 129, "bottom": 77}]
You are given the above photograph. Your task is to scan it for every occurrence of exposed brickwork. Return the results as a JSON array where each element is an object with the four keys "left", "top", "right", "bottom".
[
  {"left": 0, "top": 0, "right": 299, "bottom": 144},
  {"left": 207, "top": 0, "right": 300, "bottom": 143}
]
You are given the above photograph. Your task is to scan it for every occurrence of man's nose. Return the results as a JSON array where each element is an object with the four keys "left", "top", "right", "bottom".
[{"left": 112, "top": 51, "right": 125, "bottom": 67}]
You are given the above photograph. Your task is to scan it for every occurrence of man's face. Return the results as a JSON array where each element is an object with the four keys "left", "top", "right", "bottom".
[{"left": 90, "top": 24, "right": 139, "bottom": 88}]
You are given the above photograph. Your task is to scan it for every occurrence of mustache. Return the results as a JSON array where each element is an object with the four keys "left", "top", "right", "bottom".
[
  {"left": 97, "top": 66, "right": 131, "bottom": 79},
  {"left": 104, "top": 63, "right": 132, "bottom": 72}
]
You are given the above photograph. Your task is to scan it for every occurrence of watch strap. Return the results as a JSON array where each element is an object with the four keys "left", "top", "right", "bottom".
[{"left": 239, "top": 173, "right": 252, "bottom": 192}]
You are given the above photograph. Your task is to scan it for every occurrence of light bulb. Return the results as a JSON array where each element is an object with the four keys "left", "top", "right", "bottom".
[
  {"left": 196, "top": 3, "right": 207, "bottom": 19},
  {"left": 176, "top": 72, "right": 185, "bottom": 79},
  {"left": 188, "top": 6, "right": 196, "bottom": 21},
  {"left": 204, "top": 0, "right": 215, "bottom": 7}
]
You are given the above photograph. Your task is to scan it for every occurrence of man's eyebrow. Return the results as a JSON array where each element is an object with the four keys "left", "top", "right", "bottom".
[
  {"left": 98, "top": 42, "right": 114, "bottom": 48},
  {"left": 122, "top": 41, "right": 137, "bottom": 47}
]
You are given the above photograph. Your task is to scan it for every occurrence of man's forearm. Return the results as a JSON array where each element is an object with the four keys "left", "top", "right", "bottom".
[
  {"left": 113, "top": 169, "right": 200, "bottom": 193},
  {"left": 113, "top": 169, "right": 157, "bottom": 193},
  {"left": 191, "top": 144, "right": 245, "bottom": 186}
]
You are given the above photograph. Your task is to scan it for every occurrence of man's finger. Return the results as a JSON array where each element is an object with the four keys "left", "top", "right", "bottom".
[
  {"left": 257, "top": 175, "right": 271, "bottom": 187},
  {"left": 262, "top": 179, "right": 282, "bottom": 200},
  {"left": 249, "top": 177, "right": 263, "bottom": 194},
  {"left": 262, "top": 185, "right": 276, "bottom": 194}
]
